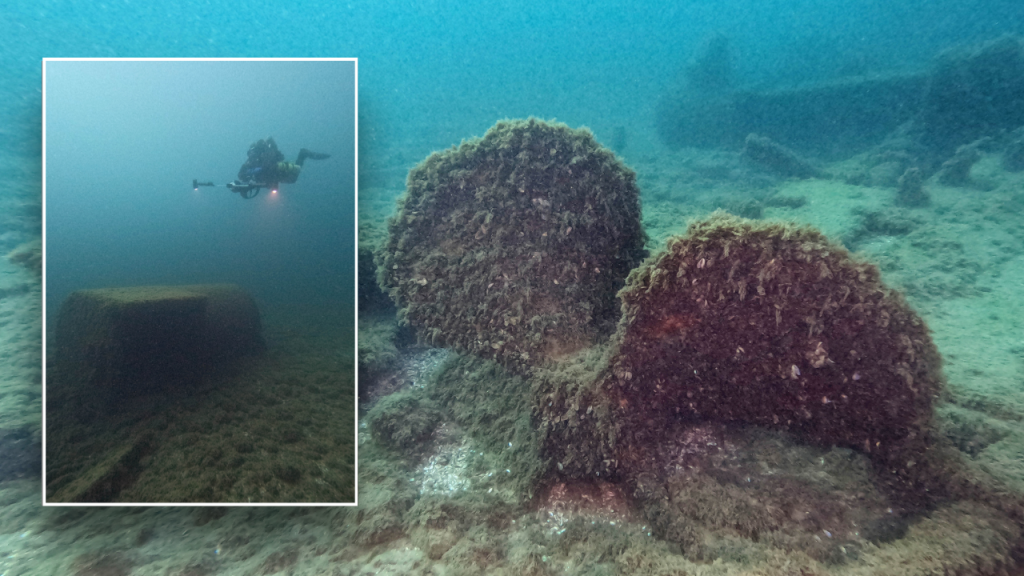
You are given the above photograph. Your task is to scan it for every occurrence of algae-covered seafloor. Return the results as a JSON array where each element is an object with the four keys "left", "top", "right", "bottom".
[
  {"left": 45, "top": 295, "right": 356, "bottom": 504},
  {"left": 1, "top": 124, "right": 1022, "bottom": 572},
  {"left": 349, "top": 118, "right": 1024, "bottom": 574}
]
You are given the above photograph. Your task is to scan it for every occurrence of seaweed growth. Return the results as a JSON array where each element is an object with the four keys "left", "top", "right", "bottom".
[{"left": 376, "top": 118, "right": 647, "bottom": 370}]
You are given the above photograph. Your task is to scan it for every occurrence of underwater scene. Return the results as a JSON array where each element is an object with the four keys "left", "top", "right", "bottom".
[
  {"left": 3, "top": 0, "right": 1024, "bottom": 574},
  {"left": 43, "top": 60, "right": 357, "bottom": 504}
]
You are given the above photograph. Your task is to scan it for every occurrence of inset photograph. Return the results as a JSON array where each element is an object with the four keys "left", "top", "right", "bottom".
[{"left": 43, "top": 59, "right": 357, "bottom": 505}]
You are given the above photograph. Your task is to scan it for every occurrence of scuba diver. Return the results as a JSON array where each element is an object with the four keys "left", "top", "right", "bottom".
[{"left": 193, "top": 137, "right": 330, "bottom": 199}]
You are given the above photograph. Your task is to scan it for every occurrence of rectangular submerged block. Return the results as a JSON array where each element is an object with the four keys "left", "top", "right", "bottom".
[{"left": 55, "top": 284, "right": 264, "bottom": 396}]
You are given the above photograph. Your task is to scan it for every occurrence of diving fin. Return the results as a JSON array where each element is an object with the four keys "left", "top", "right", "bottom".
[{"left": 300, "top": 148, "right": 330, "bottom": 160}]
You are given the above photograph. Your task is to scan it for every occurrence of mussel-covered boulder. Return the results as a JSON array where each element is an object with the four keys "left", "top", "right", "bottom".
[
  {"left": 376, "top": 118, "right": 647, "bottom": 370},
  {"left": 603, "top": 213, "right": 945, "bottom": 490}
]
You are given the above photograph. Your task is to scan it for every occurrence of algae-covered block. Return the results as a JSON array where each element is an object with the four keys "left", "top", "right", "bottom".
[{"left": 54, "top": 284, "right": 264, "bottom": 397}]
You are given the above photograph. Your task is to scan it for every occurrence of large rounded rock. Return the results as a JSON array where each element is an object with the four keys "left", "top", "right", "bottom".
[
  {"left": 377, "top": 118, "right": 647, "bottom": 370},
  {"left": 604, "top": 213, "right": 945, "bottom": 486}
]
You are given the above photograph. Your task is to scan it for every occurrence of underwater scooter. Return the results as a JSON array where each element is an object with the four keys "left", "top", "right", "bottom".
[{"left": 192, "top": 179, "right": 277, "bottom": 200}]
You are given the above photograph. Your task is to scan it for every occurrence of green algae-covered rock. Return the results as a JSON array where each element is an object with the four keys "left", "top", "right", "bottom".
[{"left": 376, "top": 118, "right": 647, "bottom": 370}]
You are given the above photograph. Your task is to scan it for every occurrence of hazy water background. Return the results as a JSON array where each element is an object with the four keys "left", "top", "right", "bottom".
[
  {"left": 8, "top": 0, "right": 1024, "bottom": 170},
  {"left": 44, "top": 60, "right": 356, "bottom": 329}
]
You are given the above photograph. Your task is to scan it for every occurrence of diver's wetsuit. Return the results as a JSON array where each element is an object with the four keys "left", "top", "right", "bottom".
[{"left": 237, "top": 138, "right": 330, "bottom": 189}]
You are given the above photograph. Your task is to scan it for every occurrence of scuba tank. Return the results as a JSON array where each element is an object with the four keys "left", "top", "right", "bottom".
[{"left": 276, "top": 162, "right": 301, "bottom": 184}]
